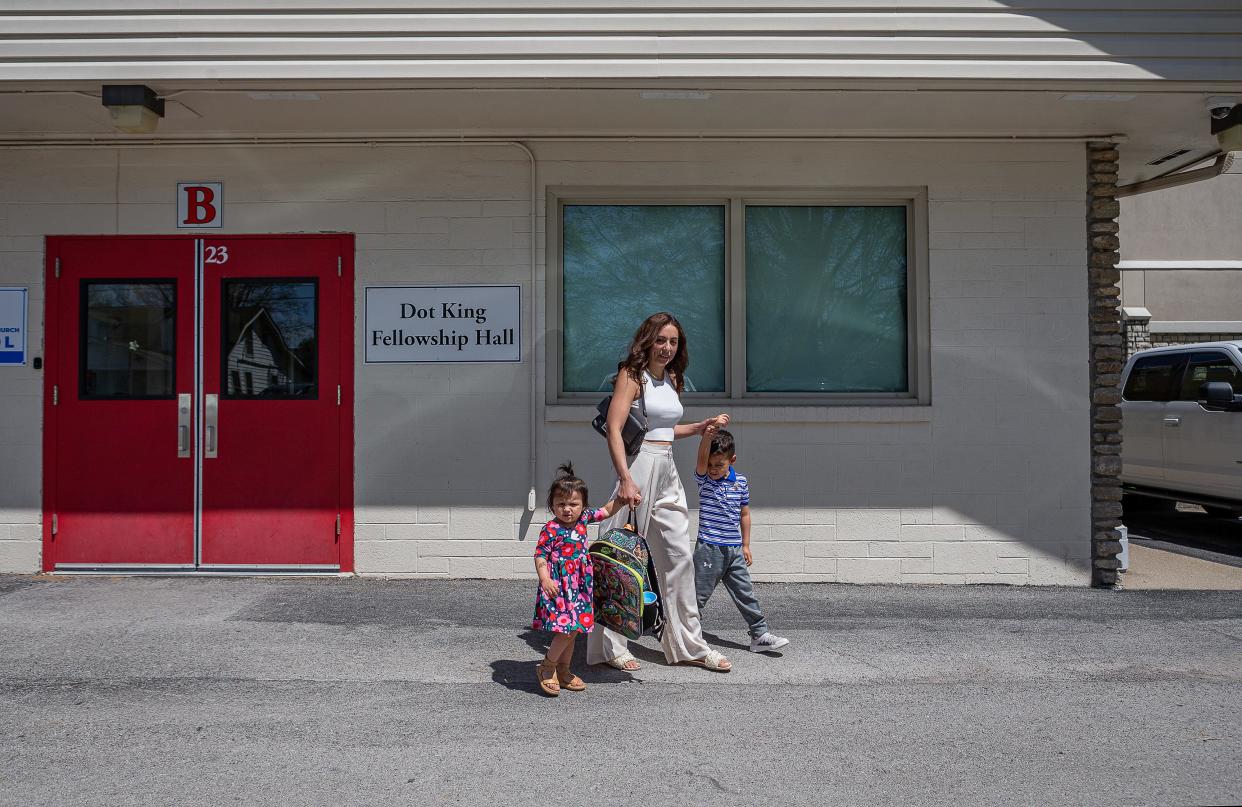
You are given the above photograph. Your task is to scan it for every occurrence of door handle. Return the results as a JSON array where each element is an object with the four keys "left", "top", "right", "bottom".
[
  {"left": 1162, "top": 416, "right": 1181, "bottom": 427},
  {"left": 177, "top": 393, "right": 191, "bottom": 458},
  {"left": 205, "top": 393, "right": 219, "bottom": 458}
]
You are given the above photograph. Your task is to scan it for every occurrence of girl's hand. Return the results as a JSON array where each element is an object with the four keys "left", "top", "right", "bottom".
[
  {"left": 618, "top": 477, "right": 642, "bottom": 508},
  {"left": 540, "top": 577, "right": 559, "bottom": 599}
]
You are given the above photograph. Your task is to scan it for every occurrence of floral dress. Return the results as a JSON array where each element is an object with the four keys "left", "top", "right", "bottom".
[{"left": 532, "top": 508, "right": 607, "bottom": 634}]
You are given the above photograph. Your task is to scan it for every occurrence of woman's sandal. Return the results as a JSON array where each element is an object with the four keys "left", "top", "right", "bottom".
[
  {"left": 681, "top": 650, "right": 732, "bottom": 672},
  {"left": 536, "top": 661, "right": 561, "bottom": 696},
  {"left": 556, "top": 664, "right": 587, "bottom": 692},
  {"left": 602, "top": 651, "right": 641, "bottom": 672}
]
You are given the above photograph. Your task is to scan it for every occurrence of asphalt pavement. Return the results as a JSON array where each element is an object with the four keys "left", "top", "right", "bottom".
[{"left": 1, "top": 575, "right": 1239, "bottom": 807}]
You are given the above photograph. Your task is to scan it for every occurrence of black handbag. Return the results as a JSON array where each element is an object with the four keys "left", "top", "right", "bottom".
[{"left": 591, "top": 378, "right": 648, "bottom": 456}]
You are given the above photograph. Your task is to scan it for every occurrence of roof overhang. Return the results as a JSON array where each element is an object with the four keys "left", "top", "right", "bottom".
[{"left": 3, "top": 80, "right": 1240, "bottom": 183}]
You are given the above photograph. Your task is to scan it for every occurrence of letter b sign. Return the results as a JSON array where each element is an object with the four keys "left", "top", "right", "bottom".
[{"left": 177, "top": 182, "right": 223, "bottom": 229}]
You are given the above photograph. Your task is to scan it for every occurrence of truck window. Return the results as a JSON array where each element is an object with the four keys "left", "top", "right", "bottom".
[
  {"left": 1178, "top": 352, "right": 1242, "bottom": 400},
  {"left": 1122, "top": 354, "right": 1183, "bottom": 402}
]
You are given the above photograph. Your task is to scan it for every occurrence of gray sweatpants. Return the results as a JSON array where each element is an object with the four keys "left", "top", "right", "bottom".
[{"left": 693, "top": 541, "right": 769, "bottom": 639}]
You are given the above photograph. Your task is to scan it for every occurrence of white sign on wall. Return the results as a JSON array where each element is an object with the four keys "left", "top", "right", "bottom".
[
  {"left": 365, "top": 285, "right": 521, "bottom": 363},
  {"left": 0, "top": 287, "right": 28, "bottom": 366},
  {"left": 176, "top": 182, "right": 223, "bottom": 229}
]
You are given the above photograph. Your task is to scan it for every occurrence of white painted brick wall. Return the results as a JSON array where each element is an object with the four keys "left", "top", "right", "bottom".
[{"left": 0, "top": 140, "right": 1092, "bottom": 585}]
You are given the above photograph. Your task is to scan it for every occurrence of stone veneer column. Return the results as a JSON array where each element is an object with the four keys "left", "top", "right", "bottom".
[
  {"left": 1087, "top": 142, "right": 1124, "bottom": 588},
  {"left": 1121, "top": 310, "right": 1153, "bottom": 359}
]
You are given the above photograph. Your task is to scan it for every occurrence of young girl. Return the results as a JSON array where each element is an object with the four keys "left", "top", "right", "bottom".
[{"left": 532, "top": 463, "right": 626, "bottom": 696}]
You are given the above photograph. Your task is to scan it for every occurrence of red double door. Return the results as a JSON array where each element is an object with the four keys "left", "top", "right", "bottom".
[{"left": 43, "top": 235, "right": 353, "bottom": 572}]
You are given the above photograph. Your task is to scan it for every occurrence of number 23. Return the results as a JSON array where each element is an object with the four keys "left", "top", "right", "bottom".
[{"left": 204, "top": 245, "right": 229, "bottom": 264}]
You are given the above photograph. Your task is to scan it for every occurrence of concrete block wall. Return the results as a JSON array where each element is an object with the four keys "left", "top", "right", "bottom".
[
  {"left": 0, "top": 152, "right": 51, "bottom": 572},
  {"left": 0, "top": 140, "right": 1092, "bottom": 584}
]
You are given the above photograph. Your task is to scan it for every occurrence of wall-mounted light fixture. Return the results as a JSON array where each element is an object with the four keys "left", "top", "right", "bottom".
[{"left": 101, "top": 84, "right": 165, "bottom": 133}]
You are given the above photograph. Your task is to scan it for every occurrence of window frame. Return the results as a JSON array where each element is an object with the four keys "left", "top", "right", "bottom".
[{"left": 547, "top": 186, "right": 930, "bottom": 406}]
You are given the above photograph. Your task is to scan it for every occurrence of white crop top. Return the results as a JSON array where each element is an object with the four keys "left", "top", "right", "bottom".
[{"left": 635, "top": 370, "right": 683, "bottom": 442}]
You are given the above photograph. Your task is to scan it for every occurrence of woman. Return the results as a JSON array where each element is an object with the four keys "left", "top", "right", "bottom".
[{"left": 587, "top": 312, "right": 732, "bottom": 673}]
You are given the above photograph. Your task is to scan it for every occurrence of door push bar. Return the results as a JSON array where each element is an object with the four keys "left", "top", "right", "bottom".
[
  {"left": 177, "top": 393, "right": 192, "bottom": 458},
  {"left": 205, "top": 394, "right": 219, "bottom": 458}
]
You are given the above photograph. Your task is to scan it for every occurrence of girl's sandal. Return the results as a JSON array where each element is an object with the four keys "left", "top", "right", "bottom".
[
  {"left": 681, "top": 650, "right": 732, "bottom": 672},
  {"left": 556, "top": 664, "right": 587, "bottom": 692},
  {"left": 536, "top": 661, "right": 561, "bottom": 696},
  {"left": 602, "top": 651, "right": 641, "bottom": 672}
]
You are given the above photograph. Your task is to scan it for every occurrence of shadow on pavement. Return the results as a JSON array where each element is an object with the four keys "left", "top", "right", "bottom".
[
  {"left": 1123, "top": 503, "right": 1242, "bottom": 569},
  {"left": 700, "top": 630, "right": 752, "bottom": 652},
  {"left": 496, "top": 630, "right": 641, "bottom": 693}
]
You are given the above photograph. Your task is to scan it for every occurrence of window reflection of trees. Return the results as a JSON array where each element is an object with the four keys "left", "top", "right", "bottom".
[
  {"left": 224, "top": 282, "right": 317, "bottom": 398},
  {"left": 562, "top": 205, "right": 727, "bottom": 393},
  {"left": 83, "top": 282, "right": 175, "bottom": 398},
  {"left": 746, "top": 206, "right": 908, "bottom": 393}
]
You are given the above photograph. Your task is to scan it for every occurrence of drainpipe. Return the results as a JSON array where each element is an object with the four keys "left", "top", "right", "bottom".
[
  {"left": 1115, "top": 151, "right": 1239, "bottom": 198},
  {"left": 509, "top": 141, "right": 540, "bottom": 513}
]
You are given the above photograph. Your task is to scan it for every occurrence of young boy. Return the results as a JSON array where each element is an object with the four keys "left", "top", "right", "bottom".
[{"left": 693, "top": 421, "right": 790, "bottom": 653}]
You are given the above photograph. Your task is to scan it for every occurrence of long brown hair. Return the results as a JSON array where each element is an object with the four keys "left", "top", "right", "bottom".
[{"left": 617, "top": 312, "right": 687, "bottom": 395}]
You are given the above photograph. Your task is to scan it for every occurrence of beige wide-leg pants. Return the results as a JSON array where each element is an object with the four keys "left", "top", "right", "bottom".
[{"left": 587, "top": 442, "right": 711, "bottom": 665}]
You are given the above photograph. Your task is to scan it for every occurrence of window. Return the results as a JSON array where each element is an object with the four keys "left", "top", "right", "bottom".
[
  {"left": 746, "top": 206, "right": 907, "bottom": 393},
  {"left": 552, "top": 191, "right": 924, "bottom": 402},
  {"left": 562, "top": 204, "right": 725, "bottom": 392},
  {"left": 1178, "top": 352, "right": 1242, "bottom": 400},
  {"left": 1123, "top": 354, "right": 1184, "bottom": 402},
  {"left": 222, "top": 279, "right": 318, "bottom": 400},
  {"left": 80, "top": 280, "right": 176, "bottom": 400}
]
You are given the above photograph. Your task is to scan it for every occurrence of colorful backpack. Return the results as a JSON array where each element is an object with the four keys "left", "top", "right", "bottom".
[{"left": 590, "top": 517, "right": 664, "bottom": 641}]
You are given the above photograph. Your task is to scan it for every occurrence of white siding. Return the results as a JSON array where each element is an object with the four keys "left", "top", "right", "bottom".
[{"left": 0, "top": 2, "right": 1237, "bottom": 82}]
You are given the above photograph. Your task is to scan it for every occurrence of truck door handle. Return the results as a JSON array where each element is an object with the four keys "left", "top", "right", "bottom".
[
  {"left": 205, "top": 393, "right": 219, "bottom": 458},
  {"left": 1162, "top": 417, "right": 1181, "bottom": 427},
  {"left": 177, "top": 393, "right": 191, "bottom": 458}
]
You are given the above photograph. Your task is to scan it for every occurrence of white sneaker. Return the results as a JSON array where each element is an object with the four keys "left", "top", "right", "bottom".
[{"left": 749, "top": 632, "right": 790, "bottom": 653}]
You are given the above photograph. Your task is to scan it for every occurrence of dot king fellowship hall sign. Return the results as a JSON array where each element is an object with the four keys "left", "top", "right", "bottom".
[{"left": 364, "top": 285, "right": 520, "bottom": 363}]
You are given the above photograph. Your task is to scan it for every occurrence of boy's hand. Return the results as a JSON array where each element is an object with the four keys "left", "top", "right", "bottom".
[
  {"left": 742, "top": 546, "right": 753, "bottom": 566},
  {"left": 541, "top": 578, "right": 559, "bottom": 599}
]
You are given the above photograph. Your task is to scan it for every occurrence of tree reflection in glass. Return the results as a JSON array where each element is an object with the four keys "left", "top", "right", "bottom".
[
  {"left": 562, "top": 205, "right": 726, "bottom": 393},
  {"left": 746, "top": 206, "right": 908, "bottom": 393},
  {"left": 223, "top": 280, "right": 317, "bottom": 399},
  {"left": 81, "top": 281, "right": 176, "bottom": 399}
]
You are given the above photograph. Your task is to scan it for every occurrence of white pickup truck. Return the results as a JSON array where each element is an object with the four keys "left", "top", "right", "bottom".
[{"left": 1119, "top": 340, "right": 1242, "bottom": 517}]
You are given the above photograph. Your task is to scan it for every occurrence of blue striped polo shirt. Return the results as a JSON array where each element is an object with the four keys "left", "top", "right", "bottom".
[{"left": 694, "top": 467, "right": 749, "bottom": 546}]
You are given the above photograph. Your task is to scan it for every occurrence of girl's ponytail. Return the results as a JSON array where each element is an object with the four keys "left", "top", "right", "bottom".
[{"left": 547, "top": 462, "right": 590, "bottom": 511}]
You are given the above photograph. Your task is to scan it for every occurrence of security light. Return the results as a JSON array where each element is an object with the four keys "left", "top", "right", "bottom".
[{"left": 101, "top": 84, "right": 165, "bottom": 133}]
